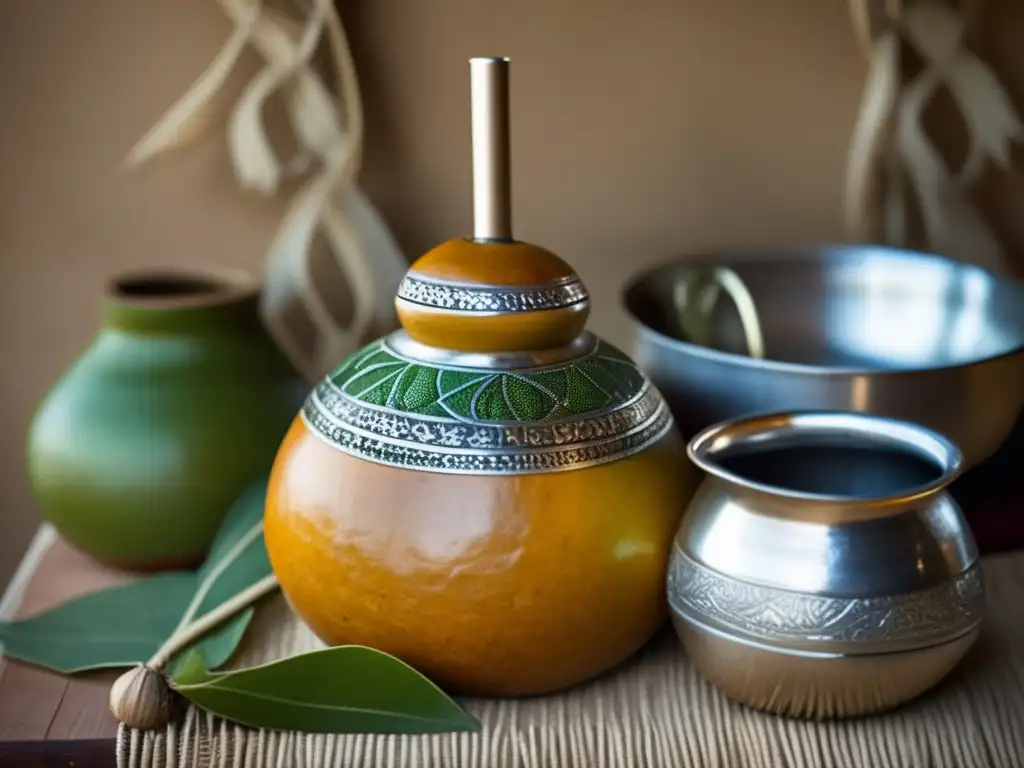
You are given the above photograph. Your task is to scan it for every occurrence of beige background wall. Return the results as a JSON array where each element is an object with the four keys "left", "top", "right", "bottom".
[{"left": 0, "top": 0, "right": 1018, "bottom": 586}]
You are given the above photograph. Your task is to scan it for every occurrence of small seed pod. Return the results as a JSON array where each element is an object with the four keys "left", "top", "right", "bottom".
[{"left": 109, "top": 664, "right": 176, "bottom": 730}]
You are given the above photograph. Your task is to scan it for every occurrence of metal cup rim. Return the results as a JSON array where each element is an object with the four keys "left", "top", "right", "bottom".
[{"left": 685, "top": 409, "right": 965, "bottom": 505}]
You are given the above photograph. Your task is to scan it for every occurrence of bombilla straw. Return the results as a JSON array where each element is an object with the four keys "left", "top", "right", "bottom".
[{"left": 470, "top": 57, "right": 513, "bottom": 241}]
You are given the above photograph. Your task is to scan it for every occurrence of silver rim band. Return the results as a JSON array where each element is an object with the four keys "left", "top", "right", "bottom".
[
  {"left": 301, "top": 385, "right": 673, "bottom": 475},
  {"left": 384, "top": 330, "right": 598, "bottom": 371}
]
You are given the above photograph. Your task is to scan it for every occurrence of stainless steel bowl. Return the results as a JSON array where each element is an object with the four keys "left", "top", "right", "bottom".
[
  {"left": 668, "top": 410, "right": 985, "bottom": 719},
  {"left": 623, "top": 245, "right": 1024, "bottom": 468}
]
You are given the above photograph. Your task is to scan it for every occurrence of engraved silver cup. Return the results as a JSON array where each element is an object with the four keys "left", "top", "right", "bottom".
[{"left": 668, "top": 411, "right": 985, "bottom": 719}]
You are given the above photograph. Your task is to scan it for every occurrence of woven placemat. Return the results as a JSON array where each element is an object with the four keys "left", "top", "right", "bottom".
[{"left": 116, "top": 553, "right": 1024, "bottom": 768}]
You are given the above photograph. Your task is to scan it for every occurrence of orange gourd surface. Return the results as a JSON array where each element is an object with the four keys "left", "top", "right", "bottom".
[{"left": 266, "top": 418, "right": 692, "bottom": 695}]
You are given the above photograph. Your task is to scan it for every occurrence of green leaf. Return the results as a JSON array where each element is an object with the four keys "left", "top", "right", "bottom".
[
  {"left": 471, "top": 377, "right": 508, "bottom": 421},
  {"left": 183, "top": 479, "right": 272, "bottom": 622},
  {"left": 563, "top": 366, "right": 609, "bottom": 412},
  {"left": 502, "top": 376, "right": 554, "bottom": 421},
  {"left": 343, "top": 361, "right": 407, "bottom": 404},
  {"left": 521, "top": 369, "right": 568, "bottom": 404},
  {"left": 158, "top": 478, "right": 274, "bottom": 672},
  {"left": 395, "top": 365, "right": 440, "bottom": 410},
  {"left": 328, "top": 343, "right": 386, "bottom": 383},
  {"left": 169, "top": 647, "right": 211, "bottom": 683},
  {"left": 438, "top": 372, "right": 491, "bottom": 415},
  {"left": 0, "top": 478, "right": 273, "bottom": 675},
  {"left": 171, "top": 646, "right": 480, "bottom": 735},
  {"left": 0, "top": 572, "right": 195, "bottom": 673},
  {"left": 166, "top": 608, "right": 255, "bottom": 678}
]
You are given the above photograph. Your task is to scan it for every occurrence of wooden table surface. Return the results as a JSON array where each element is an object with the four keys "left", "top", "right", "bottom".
[{"left": 0, "top": 528, "right": 129, "bottom": 767}]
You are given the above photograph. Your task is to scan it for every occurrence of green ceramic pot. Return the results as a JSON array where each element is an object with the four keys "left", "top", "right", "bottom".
[{"left": 27, "top": 268, "right": 308, "bottom": 570}]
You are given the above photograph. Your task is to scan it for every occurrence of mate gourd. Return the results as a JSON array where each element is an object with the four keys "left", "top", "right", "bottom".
[{"left": 265, "top": 58, "right": 697, "bottom": 696}]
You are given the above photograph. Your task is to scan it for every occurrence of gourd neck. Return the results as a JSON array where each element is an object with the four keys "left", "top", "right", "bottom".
[
  {"left": 394, "top": 237, "right": 592, "bottom": 355},
  {"left": 393, "top": 58, "right": 592, "bottom": 357}
]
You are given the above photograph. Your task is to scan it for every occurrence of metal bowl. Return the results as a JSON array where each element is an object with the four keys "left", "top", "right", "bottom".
[
  {"left": 668, "top": 410, "right": 985, "bottom": 719},
  {"left": 623, "top": 245, "right": 1024, "bottom": 468}
]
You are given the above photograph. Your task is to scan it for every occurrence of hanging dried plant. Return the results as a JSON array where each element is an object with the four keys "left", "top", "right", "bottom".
[
  {"left": 845, "top": 0, "right": 1023, "bottom": 274},
  {"left": 126, "top": 0, "right": 408, "bottom": 383}
]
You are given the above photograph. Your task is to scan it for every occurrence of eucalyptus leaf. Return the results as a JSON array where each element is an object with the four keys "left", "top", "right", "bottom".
[
  {"left": 0, "top": 478, "right": 274, "bottom": 674},
  {"left": 171, "top": 646, "right": 481, "bottom": 735},
  {"left": 0, "top": 572, "right": 195, "bottom": 673},
  {"left": 176, "top": 478, "right": 273, "bottom": 626},
  {"left": 166, "top": 608, "right": 255, "bottom": 679}
]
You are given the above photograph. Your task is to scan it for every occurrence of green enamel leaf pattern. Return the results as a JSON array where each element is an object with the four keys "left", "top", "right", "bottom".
[{"left": 329, "top": 341, "right": 644, "bottom": 423}]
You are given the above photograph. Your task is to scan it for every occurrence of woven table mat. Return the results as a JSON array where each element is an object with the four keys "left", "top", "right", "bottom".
[{"left": 116, "top": 553, "right": 1024, "bottom": 768}]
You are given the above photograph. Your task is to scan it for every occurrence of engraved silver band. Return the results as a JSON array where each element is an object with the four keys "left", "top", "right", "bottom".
[
  {"left": 311, "top": 380, "right": 663, "bottom": 451},
  {"left": 667, "top": 547, "right": 985, "bottom": 654},
  {"left": 301, "top": 386, "right": 673, "bottom": 475},
  {"left": 397, "top": 271, "right": 589, "bottom": 313}
]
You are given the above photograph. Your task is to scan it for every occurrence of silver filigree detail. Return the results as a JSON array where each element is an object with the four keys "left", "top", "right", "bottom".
[
  {"left": 310, "top": 382, "right": 662, "bottom": 451},
  {"left": 301, "top": 389, "right": 673, "bottom": 475},
  {"left": 397, "top": 272, "right": 589, "bottom": 313},
  {"left": 668, "top": 548, "right": 984, "bottom": 650}
]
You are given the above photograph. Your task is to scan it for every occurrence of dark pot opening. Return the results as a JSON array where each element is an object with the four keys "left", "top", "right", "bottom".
[
  {"left": 713, "top": 441, "right": 945, "bottom": 499},
  {"left": 688, "top": 411, "right": 964, "bottom": 503},
  {"left": 106, "top": 268, "right": 259, "bottom": 311},
  {"left": 113, "top": 275, "right": 229, "bottom": 300},
  {"left": 102, "top": 268, "right": 261, "bottom": 333}
]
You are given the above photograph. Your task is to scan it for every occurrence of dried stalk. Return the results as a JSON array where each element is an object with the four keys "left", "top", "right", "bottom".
[
  {"left": 126, "top": 0, "right": 407, "bottom": 384},
  {"left": 148, "top": 574, "right": 279, "bottom": 670},
  {"left": 844, "top": 0, "right": 1022, "bottom": 273}
]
